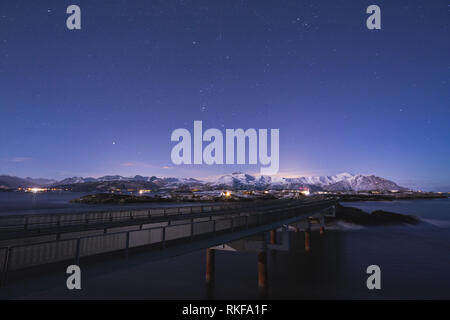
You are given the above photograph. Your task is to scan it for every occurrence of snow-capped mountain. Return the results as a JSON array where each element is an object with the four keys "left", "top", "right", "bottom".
[
  {"left": 55, "top": 175, "right": 203, "bottom": 187},
  {"left": 207, "top": 172, "right": 407, "bottom": 192},
  {"left": 294, "top": 172, "right": 355, "bottom": 186},
  {"left": 211, "top": 172, "right": 256, "bottom": 188},
  {"left": 57, "top": 177, "right": 99, "bottom": 184},
  {"left": 323, "top": 174, "right": 407, "bottom": 192},
  {"left": 0, "top": 172, "right": 408, "bottom": 192}
]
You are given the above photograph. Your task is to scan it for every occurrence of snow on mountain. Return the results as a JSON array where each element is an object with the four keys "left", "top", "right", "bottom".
[
  {"left": 323, "top": 174, "right": 407, "bottom": 192},
  {"left": 2, "top": 171, "right": 406, "bottom": 192},
  {"left": 211, "top": 172, "right": 257, "bottom": 188},
  {"left": 55, "top": 175, "right": 204, "bottom": 187},
  {"left": 162, "top": 177, "right": 203, "bottom": 187},
  {"left": 287, "top": 172, "right": 355, "bottom": 186},
  {"left": 97, "top": 175, "right": 131, "bottom": 182},
  {"left": 58, "top": 175, "right": 145, "bottom": 184},
  {"left": 208, "top": 172, "right": 407, "bottom": 192},
  {"left": 57, "top": 177, "right": 97, "bottom": 185}
]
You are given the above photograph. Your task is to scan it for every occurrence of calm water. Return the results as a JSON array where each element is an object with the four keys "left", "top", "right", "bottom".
[
  {"left": 0, "top": 192, "right": 211, "bottom": 216},
  {"left": 1, "top": 197, "right": 450, "bottom": 299},
  {"left": 0, "top": 192, "right": 90, "bottom": 215}
]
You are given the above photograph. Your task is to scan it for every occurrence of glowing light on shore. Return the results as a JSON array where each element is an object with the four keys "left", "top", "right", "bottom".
[
  {"left": 29, "top": 187, "right": 46, "bottom": 193},
  {"left": 299, "top": 187, "right": 310, "bottom": 196}
]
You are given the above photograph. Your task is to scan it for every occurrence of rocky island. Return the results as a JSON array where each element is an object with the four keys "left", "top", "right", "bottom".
[
  {"left": 70, "top": 193, "right": 175, "bottom": 204},
  {"left": 333, "top": 203, "right": 419, "bottom": 225}
]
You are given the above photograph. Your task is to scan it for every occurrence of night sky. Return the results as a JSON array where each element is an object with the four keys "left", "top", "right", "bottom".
[{"left": 0, "top": 0, "right": 449, "bottom": 191}]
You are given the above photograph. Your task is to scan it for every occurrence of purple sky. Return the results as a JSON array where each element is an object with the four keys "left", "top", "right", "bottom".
[{"left": 0, "top": 0, "right": 449, "bottom": 191}]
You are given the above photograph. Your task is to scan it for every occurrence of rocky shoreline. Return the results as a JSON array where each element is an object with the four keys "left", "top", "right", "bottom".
[
  {"left": 69, "top": 191, "right": 448, "bottom": 205},
  {"left": 332, "top": 203, "right": 419, "bottom": 225},
  {"left": 69, "top": 193, "right": 250, "bottom": 204},
  {"left": 71, "top": 194, "right": 421, "bottom": 226},
  {"left": 70, "top": 193, "right": 174, "bottom": 204}
]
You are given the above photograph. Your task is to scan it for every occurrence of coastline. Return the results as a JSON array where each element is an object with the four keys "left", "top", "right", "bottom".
[{"left": 67, "top": 191, "right": 448, "bottom": 205}]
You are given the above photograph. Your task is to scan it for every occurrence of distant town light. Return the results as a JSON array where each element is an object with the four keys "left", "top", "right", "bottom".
[
  {"left": 299, "top": 186, "right": 310, "bottom": 196},
  {"left": 139, "top": 189, "right": 151, "bottom": 195}
]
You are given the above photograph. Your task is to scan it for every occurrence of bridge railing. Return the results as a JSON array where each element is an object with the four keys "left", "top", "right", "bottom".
[
  {"left": 0, "top": 201, "right": 336, "bottom": 282},
  {"left": 0, "top": 201, "right": 262, "bottom": 233}
]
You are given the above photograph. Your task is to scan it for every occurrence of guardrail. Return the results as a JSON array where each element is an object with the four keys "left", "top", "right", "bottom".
[
  {"left": 0, "top": 200, "right": 336, "bottom": 285},
  {"left": 0, "top": 202, "right": 261, "bottom": 233},
  {"left": 0, "top": 200, "right": 297, "bottom": 247}
]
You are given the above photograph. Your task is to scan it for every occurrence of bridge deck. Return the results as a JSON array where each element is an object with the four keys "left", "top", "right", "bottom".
[
  {"left": 0, "top": 199, "right": 336, "bottom": 286},
  {"left": 0, "top": 199, "right": 323, "bottom": 243}
]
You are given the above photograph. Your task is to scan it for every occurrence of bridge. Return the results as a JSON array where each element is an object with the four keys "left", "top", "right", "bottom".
[{"left": 0, "top": 198, "right": 337, "bottom": 291}]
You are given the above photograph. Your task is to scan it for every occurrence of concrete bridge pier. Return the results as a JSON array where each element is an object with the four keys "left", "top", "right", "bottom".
[
  {"left": 319, "top": 215, "right": 325, "bottom": 236},
  {"left": 270, "top": 230, "right": 276, "bottom": 244},
  {"left": 205, "top": 248, "right": 216, "bottom": 299},
  {"left": 257, "top": 251, "right": 268, "bottom": 297},
  {"left": 304, "top": 222, "right": 311, "bottom": 253},
  {"left": 205, "top": 248, "right": 215, "bottom": 285},
  {"left": 319, "top": 225, "right": 325, "bottom": 235}
]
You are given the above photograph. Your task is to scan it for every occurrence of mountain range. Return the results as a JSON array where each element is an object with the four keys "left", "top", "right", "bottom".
[
  {"left": 0, "top": 172, "right": 408, "bottom": 192},
  {"left": 0, "top": 175, "right": 57, "bottom": 189},
  {"left": 208, "top": 172, "right": 407, "bottom": 191}
]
